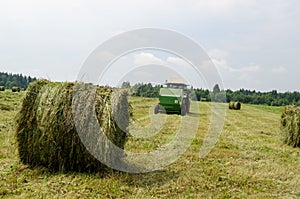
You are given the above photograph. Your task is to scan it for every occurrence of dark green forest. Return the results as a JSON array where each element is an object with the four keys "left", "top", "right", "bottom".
[
  {"left": 0, "top": 72, "right": 37, "bottom": 89},
  {"left": 1, "top": 73, "right": 299, "bottom": 106},
  {"left": 123, "top": 82, "right": 300, "bottom": 107}
]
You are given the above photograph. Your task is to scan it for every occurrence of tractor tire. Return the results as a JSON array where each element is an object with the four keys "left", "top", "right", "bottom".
[
  {"left": 181, "top": 104, "right": 186, "bottom": 116},
  {"left": 154, "top": 104, "right": 160, "bottom": 114}
]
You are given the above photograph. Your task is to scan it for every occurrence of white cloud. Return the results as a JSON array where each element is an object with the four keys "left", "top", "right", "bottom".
[
  {"left": 209, "top": 49, "right": 262, "bottom": 73},
  {"left": 166, "top": 57, "right": 190, "bottom": 67},
  {"left": 239, "top": 65, "right": 261, "bottom": 72},
  {"left": 133, "top": 53, "right": 192, "bottom": 68},
  {"left": 192, "top": 0, "right": 247, "bottom": 14},
  {"left": 212, "top": 58, "right": 261, "bottom": 73},
  {"left": 133, "top": 52, "right": 164, "bottom": 66},
  {"left": 211, "top": 58, "right": 229, "bottom": 70},
  {"left": 271, "top": 66, "right": 287, "bottom": 73},
  {"left": 208, "top": 48, "right": 228, "bottom": 60}
]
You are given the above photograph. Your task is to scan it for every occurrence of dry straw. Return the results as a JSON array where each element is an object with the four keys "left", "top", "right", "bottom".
[
  {"left": 281, "top": 105, "right": 300, "bottom": 147},
  {"left": 16, "top": 80, "right": 129, "bottom": 172}
]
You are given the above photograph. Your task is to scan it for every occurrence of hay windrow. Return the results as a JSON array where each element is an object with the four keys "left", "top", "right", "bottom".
[
  {"left": 16, "top": 80, "right": 129, "bottom": 172},
  {"left": 281, "top": 105, "right": 300, "bottom": 147}
]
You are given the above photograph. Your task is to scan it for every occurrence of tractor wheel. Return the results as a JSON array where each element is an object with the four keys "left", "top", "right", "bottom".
[
  {"left": 154, "top": 104, "right": 160, "bottom": 114},
  {"left": 181, "top": 104, "right": 186, "bottom": 116}
]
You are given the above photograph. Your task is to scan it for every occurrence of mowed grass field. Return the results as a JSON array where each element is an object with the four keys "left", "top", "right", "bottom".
[{"left": 0, "top": 90, "right": 300, "bottom": 198}]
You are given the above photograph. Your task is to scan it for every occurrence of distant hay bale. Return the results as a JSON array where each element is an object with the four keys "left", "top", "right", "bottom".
[
  {"left": 229, "top": 101, "right": 241, "bottom": 110},
  {"left": 12, "top": 86, "right": 21, "bottom": 92},
  {"left": 281, "top": 105, "right": 300, "bottom": 147},
  {"left": 229, "top": 101, "right": 234, "bottom": 109},
  {"left": 234, "top": 102, "right": 241, "bottom": 110},
  {"left": 16, "top": 80, "right": 129, "bottom": 172},
  {"left": 200, "top": 98, "right": 207, "bottom": 102},
  {"left": 0, "top": 86, "right": 5, "bottom": 91}
]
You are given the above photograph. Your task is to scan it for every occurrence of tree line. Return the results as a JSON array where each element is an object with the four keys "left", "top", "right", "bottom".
[
  {"left": 0, "top": 72, "right": 37, "bottom": 89},
  {"left": 122, "top": 82, "right": 300, "bottom": 106}
]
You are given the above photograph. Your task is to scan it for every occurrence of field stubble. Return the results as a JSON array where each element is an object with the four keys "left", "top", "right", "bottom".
[{"left": 0, "top": 91, "right": 299, "bottom": 198}]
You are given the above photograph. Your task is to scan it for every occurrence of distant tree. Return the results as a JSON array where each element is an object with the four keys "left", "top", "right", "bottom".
[
  {"left": 121, "top": 81, "right": 131, "bottom": 89},
  {"left": 189, "top": 91, "right": 197, "bottom": 101},
  {"left": 213, "top": 84, "right": 221, "bottom": 93},
  {"left": 130, "top": 81, "right": 300, "bottom": 106},
  {"left": 0, "top": 72, "right": 36, "bottom": 88},
  {"left": 194, "top": 88, "right": 210, "bottom": 101},
  {"left": 211, "top": 84, "right": 224, "bottom": 102},
  {"left": 132, "top": 83, "right": 160, "bottom": 98}
]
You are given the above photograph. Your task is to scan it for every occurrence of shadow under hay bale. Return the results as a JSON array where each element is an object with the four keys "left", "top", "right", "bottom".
[
  {"left": 228, "top": 101, "right": 241, "bottom": 110},
  {"left": 281, "top": 105, "right": 300, "bottom": 148},
  {"left": 16, "top": 80, "right": 129, "bottom": 172}
]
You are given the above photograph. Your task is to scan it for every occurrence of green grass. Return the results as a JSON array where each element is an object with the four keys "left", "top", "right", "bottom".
[{"left": 0, "top": 92, "right": 300, "bottom": 198}]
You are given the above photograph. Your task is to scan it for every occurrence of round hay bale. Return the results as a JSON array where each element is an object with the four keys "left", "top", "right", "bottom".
[
  {"left": 229, "top": 101, "right": 235, "bottom": 109},
  {"left": 12, "top": 86, "right": 21, "bottom": 92},
  {"left": 229, "top": 101, "right": 241, "bottom": 110},
  {"left": 16, "top": 80, "right": 129, "bottom": 172},
  {"left": 234, "top": 102, "right": 241, "bottom": 110},
  {"left": 0, "top": 86, "right": 5, "bottom": 91},
  {"left": 281, "top": 105, "right": 300, "bottom": 147},
  {"left": 200, "top": 98, "right": 207, "bottom": 102}
]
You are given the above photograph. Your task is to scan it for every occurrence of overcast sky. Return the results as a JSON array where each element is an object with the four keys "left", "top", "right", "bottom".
[{"left": 0, "top": 0, "right": 299, "bottom": 91}]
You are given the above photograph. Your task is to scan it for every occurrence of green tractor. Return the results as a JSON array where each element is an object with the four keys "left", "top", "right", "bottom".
[{"left": 154, "top": 82, "right": 190, "bottom": 116}]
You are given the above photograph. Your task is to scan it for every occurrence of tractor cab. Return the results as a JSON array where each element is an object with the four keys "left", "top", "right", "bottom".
[{"left": 154, "top": 80, "right": 190, "bottom": 116}]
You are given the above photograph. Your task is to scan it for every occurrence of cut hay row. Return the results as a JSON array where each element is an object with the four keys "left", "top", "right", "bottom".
[
  {"left": 12, "top": 86, "right": 21, "bottom": 92},
  {"left": 281, "top": 105, "right": 300, "bottom": 147},
  {"left": 16, "top": 80, "right": 129, "bottom": 172},
  {"left": 0, "top": 86, "right": 4, "bottom": 91},
  {"left": 228, "top": 101, "right": 241, "bottom": 110}
]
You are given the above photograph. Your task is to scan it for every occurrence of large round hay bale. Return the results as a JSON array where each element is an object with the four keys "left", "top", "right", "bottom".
[
  {"left": 229, "top": 101, "right": 241, "bottom": 110},
  {"left": 0, "top": 86, "right": 5, "bottom": 91},
  {"left": 12, "top": 86, "right": 21, "bottom": 92},
  {"left": 16, "top": 80, "right": 129, "bottom": 172},
  {"left": 281, "top": 105, "right": 300, "bottom": 147}
]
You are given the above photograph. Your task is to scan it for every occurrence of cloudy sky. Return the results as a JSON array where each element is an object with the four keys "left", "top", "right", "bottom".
[{"left": 0, "top": 0, "right": 299, "bottom": 91}]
